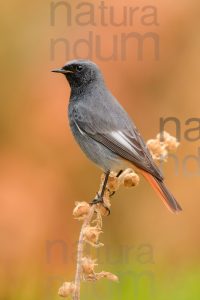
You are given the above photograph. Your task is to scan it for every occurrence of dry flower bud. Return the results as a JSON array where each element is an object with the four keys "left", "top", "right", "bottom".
[
  {"left": 95, "top": 271, "right": 119, "bottom": 282},
  {"left": 166, "top": 137, "right": 179, "bottom": 152},
  {"left": 107, "top": 174, "right": 120, "bottom": 193},
  {"left": 123, "top": 172, "right": 140, "bottom": 187},
  {"left": 97, "top": 203, "right": 110, "bottom": 217},
  {"left": 81, "top": 257, "right": 97, "bottom": 275},
  {"left": 73, "top": 202, "right": 90, "bottom": 219},
  {"left": 83, "top": 226, "right": 102, "bottom": 246},
  {"left": 58, "top": 282, "right": 75, "bottom": 298},
  {"left": 146, "top": 139, "right": 167, "bottom": 161},
  {"left": 156, "top": 131, "right": 180, "bottom": 152}
]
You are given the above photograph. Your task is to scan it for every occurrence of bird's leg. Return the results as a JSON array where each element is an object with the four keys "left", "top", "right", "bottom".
[
  {"left": 109, "top": 170, "right": 123, "bottom": 197},
  {"left": 90, "top": 171, "right": 110, "bottom": 205},
  {"left": 116, "top": 170, "right": 123, "bottom": 177}
]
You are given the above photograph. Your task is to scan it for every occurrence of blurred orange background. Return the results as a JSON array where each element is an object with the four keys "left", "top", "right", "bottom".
[{"left": 0, "top": 0, "right": 200, "bottom": 299}]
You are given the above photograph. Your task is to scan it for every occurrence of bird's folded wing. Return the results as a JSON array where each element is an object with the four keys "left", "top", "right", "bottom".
[{"left": 73, "top": 109, "right": 163, "bottom": 181}]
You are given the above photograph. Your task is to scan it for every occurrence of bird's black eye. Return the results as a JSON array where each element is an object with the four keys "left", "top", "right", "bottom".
[{"left": 75, "top": 65, "right": 83, "bottom": 72}]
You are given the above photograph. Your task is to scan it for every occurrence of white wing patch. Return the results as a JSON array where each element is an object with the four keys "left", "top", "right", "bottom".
[
  {"left": 110, "top": 131, "right": 140, "bottom": 158},
  {"left": 74, "top": 120, "right": 86, "bottom": 136}
]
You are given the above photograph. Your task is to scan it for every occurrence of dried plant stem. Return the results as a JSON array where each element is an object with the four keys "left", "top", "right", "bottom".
[
  {"left": 58, "top": 131, "right": 179, "bottom": 300},
  {"left": 73, "top": 205, "right": 96, "bottom": 300}
]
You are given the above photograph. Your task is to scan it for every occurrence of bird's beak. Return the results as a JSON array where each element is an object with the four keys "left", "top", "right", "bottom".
[{"left": 51, "top": 68, "right": 74, "bottom": 74}]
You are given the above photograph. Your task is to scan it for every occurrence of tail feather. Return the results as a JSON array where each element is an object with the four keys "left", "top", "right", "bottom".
[{"left": 141, "top": 171, "right": 182, "bottom": 214}]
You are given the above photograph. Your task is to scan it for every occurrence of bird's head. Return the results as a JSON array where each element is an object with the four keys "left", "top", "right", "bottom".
[{"left": 52, "top": 59, "right": 103, "bottom": 89}]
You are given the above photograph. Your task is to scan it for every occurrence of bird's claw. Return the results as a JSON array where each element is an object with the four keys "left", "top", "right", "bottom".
[
  {"left": 90, "top": 195, "right": 103, "bottom": 205},
  {"left": 90, "top": 196, "right": 110, "bottom": 215}
]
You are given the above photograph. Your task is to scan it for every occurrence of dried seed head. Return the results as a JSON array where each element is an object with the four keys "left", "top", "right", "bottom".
[
  {"left": 157, "top": 131, "right": 179, "bottom": 152},
  {"left": 73, "top": 202, "right": 90, "bottom": 220},
  {"left": 96, "top": 202, "right": 110, "bottom": 217},
  {"left": 107, "top": 174, "right": 120, "bottom": 193},
  {"left": 95, "top": 271, "right": 119, "bottom": 282},
  {"left": 81, "top": 257, "right": 97, "bottom": 275},
  {"left": 83, "top": 226, "right": 102, "bottom": 245},
  {"left": 123, "top": 172, "right": 140, "bottom": 187},
  {"left": 58, "top": 282, "right": 75, "bottom": 298},
  {"left": 147, "top": 139, "right": 167, "bottom": 161},
  {"left": 166, "top": 137, "right": 179, "bottom": 152}
]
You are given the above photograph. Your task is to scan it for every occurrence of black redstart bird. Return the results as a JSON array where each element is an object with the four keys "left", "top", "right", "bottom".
[{"left": 52, "top": 59, "right": 182, "bottom": 213}]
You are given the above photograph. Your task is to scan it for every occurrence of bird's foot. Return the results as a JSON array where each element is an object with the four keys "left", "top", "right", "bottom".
[
  {"left": 90, "top": 193, "right": 103, "bottom": 205},
  {"left": 90, "top": 194, "right": 110, "bottom": 215}
]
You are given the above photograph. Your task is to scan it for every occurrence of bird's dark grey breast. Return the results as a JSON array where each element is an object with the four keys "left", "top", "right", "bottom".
[{"left": 68, "top": 90, "right": 122, "bottom": 171}]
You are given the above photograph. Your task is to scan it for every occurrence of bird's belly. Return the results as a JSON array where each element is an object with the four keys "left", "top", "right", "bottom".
[{"left": 70, "top": 121, "right": 127, "bottom": 172}]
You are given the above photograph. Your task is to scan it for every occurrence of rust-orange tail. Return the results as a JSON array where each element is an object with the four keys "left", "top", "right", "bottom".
[{"left": 141, "top": 171, "right": 182, "bottom": 213}]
